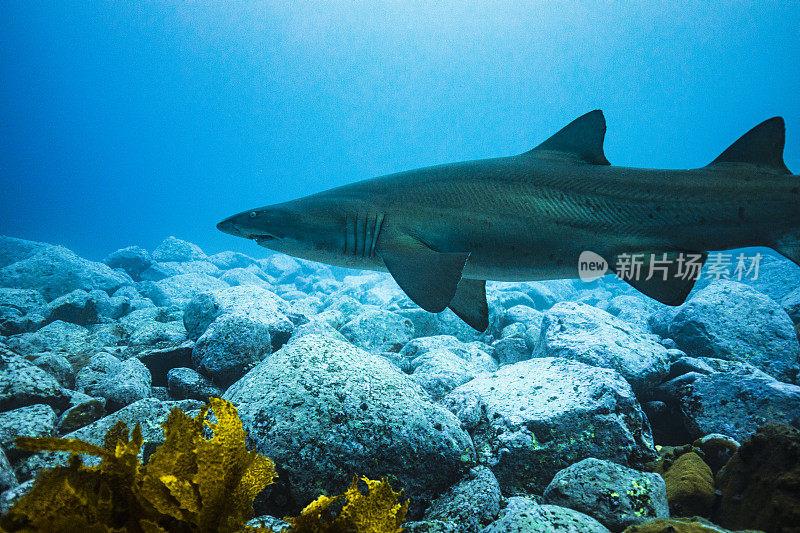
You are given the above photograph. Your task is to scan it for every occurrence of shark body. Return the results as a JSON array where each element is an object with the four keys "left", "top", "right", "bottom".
[{"left": 218, "top": 111, "right": 798, "bottom": 330}]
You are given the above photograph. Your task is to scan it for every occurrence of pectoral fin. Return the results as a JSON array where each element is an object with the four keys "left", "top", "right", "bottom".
[
  {"left": 448, "top": 278, "right": 489, "bottom": 331},
  {"left": 380, "top": 235, "right": 470, "bottom": 313},
  {"left": 611, "top": 251, "right": 708, "bottom": 306}
]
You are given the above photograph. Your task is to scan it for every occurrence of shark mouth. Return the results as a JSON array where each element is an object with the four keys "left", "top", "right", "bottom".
[{"left": 253, "top": 235, "right": 276, "bottom": 245}]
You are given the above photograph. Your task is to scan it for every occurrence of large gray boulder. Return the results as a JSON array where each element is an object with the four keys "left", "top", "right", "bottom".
[
  {"left": 0, "top": 289, "right": 46, "bottom": 336},
  {"left": 0, "top": 236, "right": 48, "bottom": 269},
  {"left": 103, "top": 246, "right": 153, "bottom": 279},
  {"left": 0, "top": 404, "right": 56, "bottom": 459},
  {"left": 665, "top": 281, "right": 799, "bottom": 383},
  {"left": 443, "top": 357, "right": 655, "bottom": 494},
  {"left": 223, "top": 335, "right": 474, "bottom": 518},
  {"left": 422, "top": 466, "right": 502, "bottom": 530},
  {"left": 75, "top": 353, "right": 151, "bottom": 411},
  {"left": 138, "top": 273, "right": 228, "bottom": 308},
  {"left": 339, "top": 308, "right": 414, "bottom": 353},
  {"left": 543, "top": 458, "right": 669, "bottom": 531},
  {"left": 483, "top": 498, "right": 611, "bottom": 533},
  {"left": 4, "top": 320, "right": 100, "bottom": 361},
  {"left": 534, "top": 302, "right": 670, "bottom": 394},
  {"left": 207, "top": 251, "right": 259, "bottom": 271},
  {"left": 192, "top": 312, "right": 272, "bottom": 386},
  {"left": 410, "top": 347, "right": 498, "bottom": 402},
  {"left": 0, "top": 246, "right": 132, "bottom": 301},
  {"left": 655, "top": 359, "right": 800, "bottom": 442},
  {"left": 0, "top": 345, "right": 70, "bottom": 412},
  {"left": 151, "top": 236, "right": 206, "bottom": 263},
  {"left": 183, "top": 285, "right": 293, "bottom": 351},
  {"left": 139, "top": 261, "right": 221, "bottom": 281}
]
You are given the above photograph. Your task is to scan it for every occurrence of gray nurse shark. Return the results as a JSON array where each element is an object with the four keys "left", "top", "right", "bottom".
[{"left": 217, "top": 110, "right": 798, "bottom": 331}]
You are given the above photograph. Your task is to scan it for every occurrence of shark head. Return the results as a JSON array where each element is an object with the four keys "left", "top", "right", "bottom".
[{"left": 217, "top": 198, "right": 347, "bottom": 260}]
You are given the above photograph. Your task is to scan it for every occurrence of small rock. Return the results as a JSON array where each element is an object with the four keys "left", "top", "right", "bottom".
[
  {"left": 167, "top": 367, "right": 223, "bottom": 401},
  {"left": 543, "top": 458, "right": 668, "bottom": 531},
  {"left": 660, "top": 452, "right": 714, "bottom": 517},
  {"left": 0, "top": 447, "right": 17, "bottom": 493},
  {"left": 207, "top": 251, "right": 259, "bottom": 271},
  {"left": 483, "top": 499, "right": 611, "bottom": 533},
  {"left": 423, "top": 466, "right": 502, "bottom": 530},
  {"left": 56, "top": 393, "right": 105, "bottom": 434}
]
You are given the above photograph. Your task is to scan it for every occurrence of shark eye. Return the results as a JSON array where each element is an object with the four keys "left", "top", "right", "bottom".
[{"left": 249, "top": 211, "right": 257, "bottom": 219}]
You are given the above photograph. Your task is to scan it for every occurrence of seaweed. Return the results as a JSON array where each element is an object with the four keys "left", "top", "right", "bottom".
[{"left": 0, "top": 398, "right": 408, "bottom": 533}]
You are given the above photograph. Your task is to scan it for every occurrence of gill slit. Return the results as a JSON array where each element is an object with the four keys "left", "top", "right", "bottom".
[{"left": 344, "top": 212, "right": 385, "bottom": 258}]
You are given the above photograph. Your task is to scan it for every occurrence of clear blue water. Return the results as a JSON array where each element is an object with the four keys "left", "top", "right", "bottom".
[{"left": 1, "top": 2, "right": 798, "bottom": 260}]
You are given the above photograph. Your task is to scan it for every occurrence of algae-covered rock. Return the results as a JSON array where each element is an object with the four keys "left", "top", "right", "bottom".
[
  {"left": 543, "top": 457, "right": 668, "bottom": 531},
  {"left": 661, "top": 452, "right": 714, "bottom": 518},
  {"left": 713, "top": 422, "right": 800, "bottom": 532},
  {"left": 622, "top": 517, "right": 743, "bottom": 532},
  {"left": 224, "top": 334, "right": 473, "bottom": 519}
]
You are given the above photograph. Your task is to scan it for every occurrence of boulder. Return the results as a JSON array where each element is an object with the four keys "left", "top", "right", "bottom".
[
  {"left": 192, "top": 312, "right": 272, "bottom": 387},
  {"left": 655, "top": 359, "right": 800, "bottom": 442},
  {"left": 534, "top": 302, "right": 670, "bottom": 394},
  {"left": 4, "top": 320, "right": 99, "bottom": 360},
  {"left": 410, "top": 347, "right": 497, "bottom": 401},
  {"left": 167, "top": 367, "right": 223, "bottom": 402},
  {"left": 399, "top": 336, "right": 495, "bottom": 373},
  {"left": 713, "top": 423, "right": 800, "bottom": 532},
  {"left": 659, "top": 451, "right": 714, "bottom": 517},
  {"left": 0, "top": 246, "right": 132, "bottom": 301},
  {"left": 339, "top": 308, "right": 414, "bottom": 353},
  {"left": 102, "top": 246, "right": 152, "bottom": 279},
  {"left": 492, "top": 335, "right": 530, "bottom": 365},
  {"left": 483, "top": 498, "right": 611, "bottom": 533},
  {"left": 0, "top": 289, "right": 46, "bottom": 336},
  {"left": 0, "top": 236, "right": 48, "bottom": 269},
  {"left": 151, "top": 236, "right": 206, "bottom": 262},
  {"left": 223, "top": 335, "right": 474, "bottom": 518},
  {"left": 207, "top": 251, "right": 259, "bottom": 271},
  {"left": 56, "top": 393, "right": 105, "bottom": 434},
  {"left": 138, "top": 274, "right": 228, "bottom": 308},
  {"left": 543, "top": 458, "right": 668, "bottom": 531},
  {"left": 258, "top": 254, "right": 302, "bottom": 282},
  {"left": 665, "top": 281, "right": 799, "bottom": 383},
  {"left": 75, "top": 353, "right": 151, "bottom": 411},
  {"left": 0, "top": 448, "right": 17, "bottom": 494},
  {"left": 443, "top": 357, "right": 656, "bottom": 494},
  {"left": 422, "top": 466, "right": 502, "bottom": 530},
  {"left": 183, "top": 285, "right": 291, "bottom": 346},
  {"left": 31, "top": 354, "right": 74, "bottom": 389},
  {"left": 219, "top": 267, "right": 271, "bottom": 287},
  {"left": 0, "top": 344, "right": 70, "bottom": 412},
  {"left": 0, "top": 405, "right": 57, "bottom": 460},
  {"left": 607, "top": 295, "right": 663, "bottom": 333},
  {"left": 139, "top": 261, "right": 221, "bottom": 281}
]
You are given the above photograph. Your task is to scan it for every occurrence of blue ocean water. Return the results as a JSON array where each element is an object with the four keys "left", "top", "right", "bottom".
[{"left": 1, "top": 2, "right": 798, "bottom": 261}]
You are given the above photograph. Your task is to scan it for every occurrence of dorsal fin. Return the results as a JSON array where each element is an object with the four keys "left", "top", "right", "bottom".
[
  {"left": 707, "top": 116, "right": 791, "bottom": 174},
  {"left": 523, "top": 110, "right": 611, "bottom": 165}
]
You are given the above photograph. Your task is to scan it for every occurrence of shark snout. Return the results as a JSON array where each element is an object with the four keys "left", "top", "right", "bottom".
[{"left": 216, "top": 216, "right": 242, "bottom": 237}]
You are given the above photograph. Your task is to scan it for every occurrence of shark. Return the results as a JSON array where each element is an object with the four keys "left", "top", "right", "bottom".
[{"left": 217, "top": 110, "right": 797, "bottom": 331}]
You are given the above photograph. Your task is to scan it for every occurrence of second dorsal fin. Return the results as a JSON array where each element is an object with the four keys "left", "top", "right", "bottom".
[
  {"left": 707, "top": 116, "right": 791, "bottom": 174},
  {"left": 523, "top": 110, "right": 611, "bottom": 165}
]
